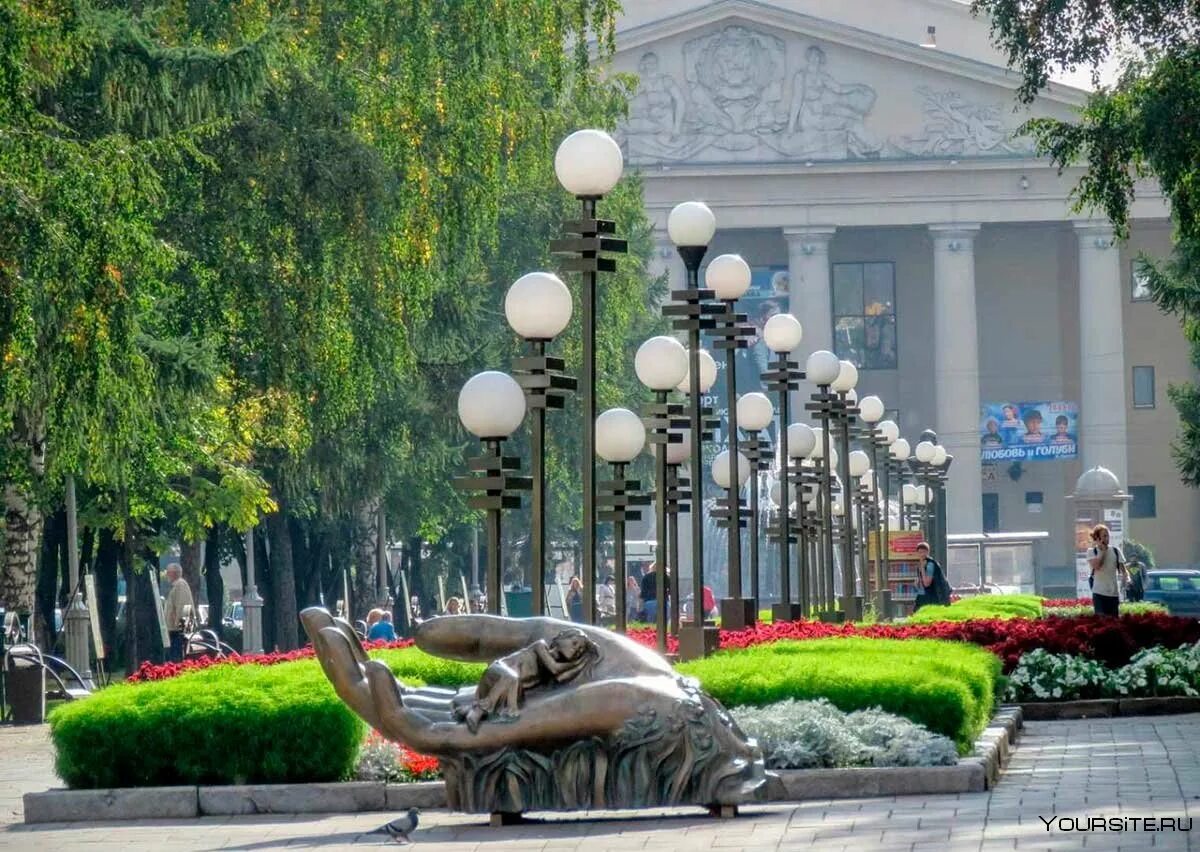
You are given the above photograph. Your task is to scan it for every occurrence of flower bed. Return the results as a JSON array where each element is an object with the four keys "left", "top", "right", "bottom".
[
  {"left": 1004, "top": 642, "right": 1200, "bottom": 702},
  {"left": 631, "top": 611, "right": 1200, "bottom": 672},
  {"left": 1043, "top": 602, "right": 1166, "bottom": 618},
  {"left": 355, "top": 732, "right": 441, "bottom": 782}
]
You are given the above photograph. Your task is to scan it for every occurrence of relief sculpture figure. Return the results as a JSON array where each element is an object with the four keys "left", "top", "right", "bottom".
[
  {"left": 779, "top": 45, "right": 880, "bottom": 158},
  {"left": 301, "top": 608, "right": 770, "bottom": 815}
]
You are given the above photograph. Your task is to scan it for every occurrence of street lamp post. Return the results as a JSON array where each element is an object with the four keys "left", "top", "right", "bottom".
[
  {"left": 890, "top": 438, "right": 911, "bottom": 531},
  {"left": 664, "top": 428, "right": 691, "bottom": 640},
  {"left": 63, "top": 476, "right": 93, "bottom": 688},
  {"left": 856, "top": 397, "right": 887, "bottom": 615},
  {"left": 552, "top": 130, "right": 627, "bottom": 625},
  {"left": 664, "top": 201, "right": 720, "bottom": 661},
  {"left": 804, "top": 350, "right": 841, "bottom": 619},
  {"left": 635, "top": 336, "right": 689, "bottom": 653},
  {"left": 786, "top": 423, "right": 817, "bottom": 614},
  {"left": 848, "top": 448, "right": 870, "bottom": 612},
  {"left": 505, "top": 272, "right": 576, "bottom": 616},
  {"left": 596, "top": 409, "right": 650, "bottom": 633},
  {"left": 761, "top": 313, "right": 805, "bottom": 622},
  {"left": 831, "top": 361, "right": 861, "bottom": 620},
  {"left": 712, "top": 449, "right": 751, "bottom": 611},
  {"left": 737, "top": 393, "right": 775, "bottom": 614},
  {"left": 707, "top": 254, "right": 756, "bottom": 630},
  {"left": 454, "top": 371, "right": 531, "bottom": 614}
]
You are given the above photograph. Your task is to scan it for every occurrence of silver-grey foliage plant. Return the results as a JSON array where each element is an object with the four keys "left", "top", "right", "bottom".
[{"left": 729, "top": 699, "right": 959, "bottom": 769}]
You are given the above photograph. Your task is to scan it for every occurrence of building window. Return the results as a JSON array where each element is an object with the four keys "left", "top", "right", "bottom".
[
  {"left": 1132, "top": 366, "right": 1156, "bottom": 408},
  {"left": 981, "top": 493, "right": 999, "bottom": 533},
  {"left": 1129, "top": 485, "right": 1157, "bottom": 518},
  {"left": 1025, "top": 492, "right": 1043, "bottom": 514},
  {"left": 1132, "top": 262, "right": 1152, "bottom": 302},
  {"left": 832, "top": 262, "right": 897, "bottom": 370}
]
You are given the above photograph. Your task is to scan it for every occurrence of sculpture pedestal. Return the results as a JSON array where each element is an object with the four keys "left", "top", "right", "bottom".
[
  {"left": 873, "top": 590, "right": 892, "bottom": 621},
  {"left": 719, "top": 598, "right": 757, "bottom": 631},
  {"left": 818, "top": 610, "right": 845, "bottom": 624},
  {"left": 770, "top": 603, "right": 806, "bottom": 624},
  {"left": 842, "top": 595, "right": 863, "bottom": 623},
  {"left": 677, "top": 622, "right": 720, "bottom": 661}
]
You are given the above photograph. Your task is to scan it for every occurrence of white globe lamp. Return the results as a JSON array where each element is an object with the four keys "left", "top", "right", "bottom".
[
  {"left": 667, "top": 201, "right": 716, "bottom": 247},
  {"left": 504, "top": 272, "right": 572, "bottom": 341},
  {"left": 858, "top": 395, "right": 885, "bottom": 424},
  {"left": 891, "top": 438, "right": 911, "bottom": 461},
  {"left": 554, "top": 130, "right": 623, "bottom": 197},
  {"left": 805, "top": 350, "right": 840, "bottom": 385},
  {"left": 831, "top": 360, "right": 859, "bottom": 393},
  {"left": 849, "top": 450, "right": 870, "bottom": 478},
  {"left": 879, "top": 419, "right": 900, "bottom": 445},
  {"left": 677, "top": 349, "right": 717, "bottom": 394},
  {"left": 763, "top": 314, "right": 803, "bottom": 353},
  {"left": 915, "top": 440, "right": 937, "bottom": 464},
  {"left": 787, "top": 423, "right": 816, "bottom": 459},
  {"left": 635, "top": 336, "right": 689, "bottom": 391},
  {"left": 809, "top": 426, "right": 825, "bottom": 459},
  {"left": 458, "top": 371, "right": 527, "bottom": 439},
  {"left": 665, "top": 428, "right": 691, "bottom": 465},
  {"left": 932, "top": 445, "right": 948, "bottom": 466},
  {"left": 712, "top": 450, "right": 751, "bottom": 490},
  {"left": 706, "top": 254, "right": 751, "bottom": 301},
  {"left": 595, "top": 408, "right": 646, "bottom": 463},
  {"left": 737, "top": 393, "right": 774, "bottom": 432}
]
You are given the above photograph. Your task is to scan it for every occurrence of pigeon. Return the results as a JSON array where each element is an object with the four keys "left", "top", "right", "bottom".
[{"left": 371, "top": 808, "right": 419, "bottom": 844}]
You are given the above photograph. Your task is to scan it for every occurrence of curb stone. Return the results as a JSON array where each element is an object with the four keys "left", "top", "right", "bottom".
[
  {"left": 1019, "top": 695, "right": 1200, "bottom": 721},
  {"left": 22, "top": 709, "right": 1023, "bottom": 822}
]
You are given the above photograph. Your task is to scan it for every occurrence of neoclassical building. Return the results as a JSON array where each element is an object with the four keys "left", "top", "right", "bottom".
[{"left": 611, "top": 0, "right": 1198, "bottom": 573}]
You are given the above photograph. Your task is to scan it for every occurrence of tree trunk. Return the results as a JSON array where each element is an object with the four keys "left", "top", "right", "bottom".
[
  {"left": 266, "top": 505, "right": 298, "bottom": 650},
  {"left": 1, "top": 408, "right": 46, "bottom": 619},
  {"left": 35, "top": 508, "right": 63, "bottom": 650},
  {"left": 352, "top": 497, "right": 381, "bottom": 619},
  {"left": 255, "top": 526, "right": 275, "bottom": 651},
  {"left": 180, "top": 539, "right": 203, "bottom": 618},
  {"left": 95, "top": 528, "right": 120, "bottom": 659},
  {"left": 120, "top": 526, "right": 163, "bottom": 670},
  {"left": 204, "top": 526, "right": 224, "bottom": 636}
]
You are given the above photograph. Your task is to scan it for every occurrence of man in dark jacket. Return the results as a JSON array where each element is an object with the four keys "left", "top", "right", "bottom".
[{"left": 913, "top": 542, "right": 951, "bottom": 610}]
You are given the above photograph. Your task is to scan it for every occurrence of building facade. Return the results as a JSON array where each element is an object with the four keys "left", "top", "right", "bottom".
[{"left": 610, "top": 0, "right": 1199, "bottom": 572}]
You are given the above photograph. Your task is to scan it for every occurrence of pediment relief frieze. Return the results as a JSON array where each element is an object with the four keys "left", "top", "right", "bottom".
[{"left": 616, "top": 21, "right": 1053, "bottom": 166}]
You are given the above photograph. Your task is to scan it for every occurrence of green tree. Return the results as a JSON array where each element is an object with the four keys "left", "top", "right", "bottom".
[
  {"left": 0, "top": 1, "right": 274, "bottom": 624},
  {"left": 974, "top": 0, "right": 1200, "bottom": 484}
]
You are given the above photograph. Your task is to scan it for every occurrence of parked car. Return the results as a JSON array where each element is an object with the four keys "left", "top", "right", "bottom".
[{"left": 1143, "top": 570, "right": 1200, "bottom": 618}]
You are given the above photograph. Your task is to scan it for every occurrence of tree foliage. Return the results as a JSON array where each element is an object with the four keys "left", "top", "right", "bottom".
[{"left": 974, "top": 0, "right": 1200, "bottom": 486}]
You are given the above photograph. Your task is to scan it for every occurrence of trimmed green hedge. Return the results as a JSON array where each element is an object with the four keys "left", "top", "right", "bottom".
[
  {"left": 906, "top": 594, "right": 1044, "bottom": 624},
  {"left": 51, "top": 640, "right": 995, "bottom": 787},
  {"left": 49, "top": 648, "right": 483, "bottom": 789},
  {"left": 677, "top": 637, "right": 1001, "bottom": 752},
  {"left": 50, "top": 660, "right": 362, "bottom": 788}
]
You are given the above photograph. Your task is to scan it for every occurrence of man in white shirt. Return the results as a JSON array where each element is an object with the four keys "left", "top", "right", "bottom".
[{"left": 163, "top": 563, "right": 194, "bottom": 661}]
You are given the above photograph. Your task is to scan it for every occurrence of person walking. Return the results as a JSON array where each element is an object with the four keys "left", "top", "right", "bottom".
[
  {"left": 597, "top": 575, "right": 617, "bottom": 623},
  {"left": 163, "top": 563, "right": 194, "bottom": 662},
  {"left": 912, "top": 542, "right": 950, "bottom": 611},
  {"left": 1088, "top": 524, "right": 1127, "bottom": 616},
  {"left": 626, "top": 576, "right": 642, "bottom": 624},
  {"left": 639, "top": 563, "right": 670, "bottom": 623},
  {"left": 566, "top": 576, "right": 584, "bottom": 623}
]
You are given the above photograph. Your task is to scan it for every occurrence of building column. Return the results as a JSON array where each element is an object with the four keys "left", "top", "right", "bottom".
[
  {"left": 784, "top": 227, "right": 836, "bottom": 354},
  {"left": 651, "top": 229, "right": 686, "bottom": 298},
  {"left": 930, "top": 224, "right": 983, "bottom": 534},
  {"left": 1075, "top": 221, "right": 1129, "bottom": 486}
]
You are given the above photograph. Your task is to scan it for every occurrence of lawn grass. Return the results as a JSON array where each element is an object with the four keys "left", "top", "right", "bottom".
[{"left": 907, "top": 594, "right": 1044, "bottom": 624}]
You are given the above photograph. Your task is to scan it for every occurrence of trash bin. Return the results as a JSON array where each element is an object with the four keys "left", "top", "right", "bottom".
[{"left": 5, "top": 647, "right": 46, "bottom": 725}]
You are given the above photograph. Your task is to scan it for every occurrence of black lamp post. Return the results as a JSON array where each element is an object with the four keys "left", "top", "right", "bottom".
[
  {"left": 663, "top": 201, "right": 721, "bottom": 661},
  {"left": 804, "top": 349, "right": 842, "bottom": 619},
  {"left": 505, "top": 272, "right": 576, "bottom": 615},
  {"left": 454, "top": 371, "right": 532, "bottom": 613},
  {"left": 635, "top": 336, "right": 690, "bottom": 654},
  {"left": 760, "top": 314, "right": 806, "bottom": 622},
  {"left": 863, "top": 413, "right": 898, "bottom": 619},
  {"left": 707, "top": 254, "right": 757, "bottom": 630},
  {"left": 551, "top": 130, "right": 627, "bottom": 625},
  {"left": 737, "top": 393, "right": 775, "bottom": 614},
  {"left": 595, "top": 408, "right": 651, "bottom": 633},
  {"left": 664, "top": 429, "right": 692, "bottom": 641},
  {"left": 830, "top": 361, "right": 861, "bottom": 621}
]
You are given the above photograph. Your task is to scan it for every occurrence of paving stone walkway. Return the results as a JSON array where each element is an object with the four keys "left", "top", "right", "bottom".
[{"left": 1, "top": 714, "right": 1197, "bottom": 851}]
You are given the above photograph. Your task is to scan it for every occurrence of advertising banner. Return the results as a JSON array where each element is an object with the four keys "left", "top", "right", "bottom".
[{"left": 980, "top": 401, "right": 1078, "bottom": 463}]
